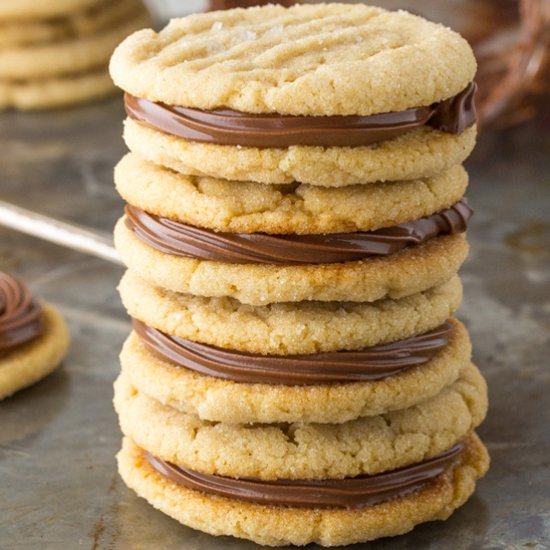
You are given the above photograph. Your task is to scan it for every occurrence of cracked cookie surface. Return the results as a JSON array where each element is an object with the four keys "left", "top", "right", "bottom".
[
  {"left": 114, "top": 361, "right": 487, "bottom": 479},
  {"left": 118, "top": 272, "right": 462, "bottom": 355},
  {"left": 115, "top": 154, "right": 468, "bottom": 234}
]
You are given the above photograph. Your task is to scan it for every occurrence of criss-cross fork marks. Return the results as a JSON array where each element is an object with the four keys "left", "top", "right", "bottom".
[{"left": 137, "top": 7, "right": 426, "bottom": 80}]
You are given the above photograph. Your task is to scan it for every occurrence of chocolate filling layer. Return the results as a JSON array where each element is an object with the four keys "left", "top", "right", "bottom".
[
  {"left": 133, "top": 318, "right": 453, "bottom": 385},
  {"left": 125, "top": 82, "right": 476, "bottom": 148},
  {"left": 0, "top": 272, "right": 42, "bottom": 351},
  {"left": 124, "top": 198, "right": 472, "bottom": 265},
  {"left": 146, "top": 441, "right": 465, "bottom": 509}
]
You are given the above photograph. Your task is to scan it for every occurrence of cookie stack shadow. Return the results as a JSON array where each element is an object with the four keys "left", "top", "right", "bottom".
[
  {"left": 109, "top": 4, "right": 489, "bottom": 546},
  {"left": 0, "top": 0, "right": 150, "bottom": 110}
]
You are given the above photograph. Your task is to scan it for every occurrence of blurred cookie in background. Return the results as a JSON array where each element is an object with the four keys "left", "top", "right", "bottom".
[{"left": 0, "top": 0, "right": 152, "bottom": 110}]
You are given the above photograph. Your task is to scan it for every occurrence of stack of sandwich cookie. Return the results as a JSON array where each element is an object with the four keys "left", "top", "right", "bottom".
[
  {"left": 0, "top": 272, "right": 69, "bottom": 400},
  {"left": 0, "top": 0, "right": 150, "bottom": 109},
  {"left": 109, "top": 4, "right": 489, "bottom": 546}
]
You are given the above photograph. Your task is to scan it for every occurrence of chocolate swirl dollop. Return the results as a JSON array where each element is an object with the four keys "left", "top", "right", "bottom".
[
  {"left": 133, "top": 318, "right": 453, "bottom": 385},
  {"left": 125, "top": 83, "right": 477, "bottom": 148},
  {"left": 0, "top": 272, "right": 42, "bottom": 351},
  {"left": 124, "top": 199, "right": 473, "bottom": 265},
  {"left": 147, "top": 441, "right": 465, "bottom": 509}
]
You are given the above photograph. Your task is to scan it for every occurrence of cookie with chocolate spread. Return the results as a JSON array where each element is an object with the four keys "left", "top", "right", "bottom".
[
  {"left": 120, "top": 318, "right": 471, "bottom": 424},
  {"left": 118, "top": 271, "right": 462, "bottom": 355},
  {"left": 118, "top": 431, "right": 488, "bottom": 546},
  {"left": 114, "top": 361, "right": 487, "bottom": 479},
  {"left": 110, "top": 3, "right": 477, "bottom": 185},
  {"left": 114, "top": 216, "right": 469, "bottom": 305},
  {"left": 115, "top": 154, "right": 469, "bottom": 235},
  {"left": 122, "top": 118, "right": 476, "bottom": 187},
  {"left": 0, "top": 273, "right": 69, "bottom": 400}
]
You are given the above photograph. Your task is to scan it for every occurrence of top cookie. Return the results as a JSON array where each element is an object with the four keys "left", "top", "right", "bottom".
[
  {"left": 110, "top": 3, "right": 476, "bottom": 116},
  {"left": 0, "top": 0, "right": 101, "bottom": 21}
]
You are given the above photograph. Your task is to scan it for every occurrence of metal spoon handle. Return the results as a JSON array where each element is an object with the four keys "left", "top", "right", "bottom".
[{"left": 0, "top": 200, "right": 122, "bottom": 265}]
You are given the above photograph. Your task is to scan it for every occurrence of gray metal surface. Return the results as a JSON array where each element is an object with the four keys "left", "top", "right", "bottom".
[{"left": 0, "top": 97, "right": 549, "bottom": 550}]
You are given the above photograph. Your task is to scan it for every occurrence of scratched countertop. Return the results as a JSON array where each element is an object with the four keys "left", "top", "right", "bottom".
[{"left": 0, "top": 92, "right": 549, "bottom": 550}]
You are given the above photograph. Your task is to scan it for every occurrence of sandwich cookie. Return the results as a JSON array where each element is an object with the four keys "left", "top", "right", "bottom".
[
  {"left": 110, "top": 4, "right": 477, "bottom": 185},
  {"left": 114, "top": 201, "right": 471, "bottom": 306},
  {"left": 118, "top": 432, "right": 488, "bottom": 546},
  {"left": 120, "top": 318, "right": 472, "bottom": 424},
  {"left": 114, "top": 153, "right": 471, "bottom": 305},
  {"left": 114, "top": 360, "right": 488, "bottom": 478},
  {"left": 0, "top": 272, "right": 69, "bottom": 400}
]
